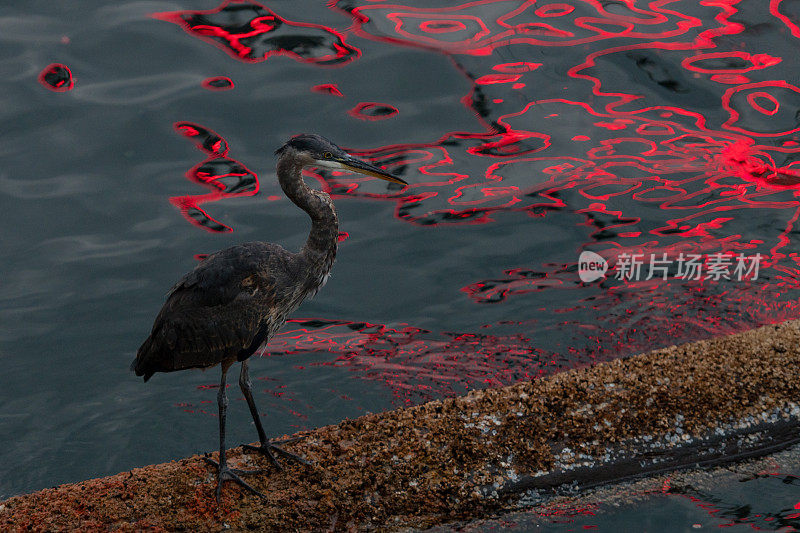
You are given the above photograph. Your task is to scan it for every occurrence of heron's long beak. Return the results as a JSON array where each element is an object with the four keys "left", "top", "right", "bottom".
[{"left": 339, "top": 156, "right": 408, "bottom": 185}]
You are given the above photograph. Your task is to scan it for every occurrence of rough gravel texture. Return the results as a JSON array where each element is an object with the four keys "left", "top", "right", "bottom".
[{"left": 3, "top": 320, "right": 800, "bottom": 531}]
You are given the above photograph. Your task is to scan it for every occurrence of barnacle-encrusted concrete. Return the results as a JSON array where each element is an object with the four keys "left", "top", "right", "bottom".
[{"left": 3, "top": 320, "right": 800, "bottom": 531}]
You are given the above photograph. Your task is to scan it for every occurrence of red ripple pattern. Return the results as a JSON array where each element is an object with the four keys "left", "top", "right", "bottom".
[
  {"left": 348, "top": 102, "right": 399, "bottom": 121},
  {"left": 38, "top": 64, "right": 73, "bottom": 92},
  {"left": 722, "top": 81, "right": 800, "bottom": 137},
  {"left": 161, "top": 1, "right": 800, "bottom": 406},
  {"left": 258, "top": 288, "right": 800, "bottom": 406},
  {"left": 312, "top": 83, "right": 344, "bottom": 96},
  {"left": 153, "top": 0, "right": 359, "bottom": 66},
  {"left": 202, "top": 76, "right": 234, "bottom": 90},
  {"left": 170, "top": 122, "right": 259, "bottom": 233},
  {"left": 345, "top": 0, "right": 712, "bottom": 55}
]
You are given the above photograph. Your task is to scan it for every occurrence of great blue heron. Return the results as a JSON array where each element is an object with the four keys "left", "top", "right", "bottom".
[{"left": 131, "top": 134, "right": 407, "bottom": 502}]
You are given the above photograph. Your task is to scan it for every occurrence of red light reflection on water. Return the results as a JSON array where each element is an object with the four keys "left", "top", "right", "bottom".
[
  {"left": 771, "top": 0, "right": 800, "bottom": 38},
  {"left": 265, "top": 318, "right": 552, "bottom": 405},
  {"left": 38, "top": 64, "right": 73, "bottom": 92},
  {"left": 208, "top": 284, "right": 800, "bottom": 412},
  {"left": 152, "top": 0, "right": 359, "bottom": 66},
  {"left": 312, "top": 83, "right": 344, "bottom": 96},
  {"left": 160, "top": 0, "right": 800, "bottom": 410},
  {"left": 170, "top": 122, "right": 258, "bottom": 233},
  {"left": 202, "top": 76, "right": 234, "bottom": 90},
  {"left": 348, "top": 102, "right": 400, "bottom": 121}
]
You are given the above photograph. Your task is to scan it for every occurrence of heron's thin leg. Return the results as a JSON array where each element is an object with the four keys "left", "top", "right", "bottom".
[
  {"left": 202, "top": 365, "right": 265, "bottom": 504},
  {"left": 217, "top": 367, "right": 231, "bottom": 471},
  {"left": 239, "top": 360, "right": 312, "bottom": 467},
  {"left": 239, "top": 359, "right": 268, "bottom": 443}
]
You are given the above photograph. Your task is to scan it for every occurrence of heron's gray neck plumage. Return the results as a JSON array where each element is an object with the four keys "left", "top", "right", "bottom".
[{"left": 277, "top": 154, "right": 338, "bottom": 279}]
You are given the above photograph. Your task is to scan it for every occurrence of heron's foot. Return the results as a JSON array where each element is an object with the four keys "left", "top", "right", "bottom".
[
  {"left": 202, "top": 455, "right": 266, "bottom": 504},
  {"left": 241, "top": 441, "right": 312, "bottom": 469},
  {"left": 202, "top": 455, "right": 266, "bottom": 477}
]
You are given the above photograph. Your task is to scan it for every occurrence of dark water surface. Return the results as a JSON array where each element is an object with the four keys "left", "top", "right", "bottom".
[{"left": 3, "top": 0, "right": 800, "bottom": 528}]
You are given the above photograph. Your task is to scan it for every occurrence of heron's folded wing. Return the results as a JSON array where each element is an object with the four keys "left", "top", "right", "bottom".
[{"left": 133, "top": 243, "right": 295, "bottom": 378}]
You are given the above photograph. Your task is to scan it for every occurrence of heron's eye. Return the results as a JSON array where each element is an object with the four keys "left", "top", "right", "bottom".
[{"left": 323, "top": 152, "right": 333, "bottom": 159}]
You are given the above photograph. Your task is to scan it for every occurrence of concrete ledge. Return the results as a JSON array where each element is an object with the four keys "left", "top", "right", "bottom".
[{"left": 3, "top": 320, "right": 800, "bottom": 531}]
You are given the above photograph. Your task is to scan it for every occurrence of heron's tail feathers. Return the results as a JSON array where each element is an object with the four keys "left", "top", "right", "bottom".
[{"left": 131, "top": 336, "right": 157, "bottom": 382}]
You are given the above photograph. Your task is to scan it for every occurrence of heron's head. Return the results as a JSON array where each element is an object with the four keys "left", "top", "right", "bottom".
[{"left": 276, "top": 134, "right": 407, "bottom": 186}]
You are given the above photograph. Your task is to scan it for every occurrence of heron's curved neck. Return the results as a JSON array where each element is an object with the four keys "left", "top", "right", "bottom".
[{"left": 277, "top": 155, "right": 338, "bottom": 266}]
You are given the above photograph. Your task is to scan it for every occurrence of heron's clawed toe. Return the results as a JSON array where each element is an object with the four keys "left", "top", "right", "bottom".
[
  {"left": 202, "top": 455, "right": 266, "bottom": 503},
  {"left": 241, "top": 442, "right": 312, "bottom": 468},
  {"left": 202, "top": 455, "right": 266, "bottom": 476}
]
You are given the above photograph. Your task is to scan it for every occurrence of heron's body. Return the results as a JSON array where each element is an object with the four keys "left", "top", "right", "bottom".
[
  {"left": 133, "top": 242, "right": 316, "bottom": 378},
  {"left": 131, "top": 134, "right": 405, "bottom": 502}
]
